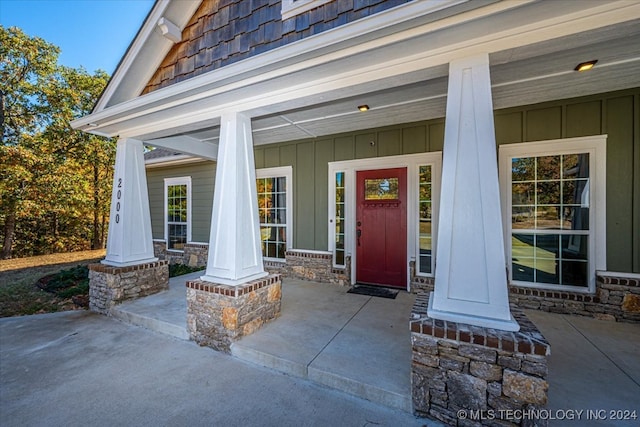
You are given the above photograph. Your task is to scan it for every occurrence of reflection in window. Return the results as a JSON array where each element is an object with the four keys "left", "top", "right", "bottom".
[
  {"left": 257, "top": 177, "right": 287, "bottom": 259},
  {"left": 364, "top": 178, "right": 399, "bottom": 200},
  {"left": 335, "top": 172, "right": 346, "bottom": 266},
  {"left": 167, "top": 184, "right": 188, "bottom": 250},
  {"left": 511, "top": 153, "right": 589, "bottom": 286},
  {"left": 418, "top": 166, "right": 432, "bottom": 274}
]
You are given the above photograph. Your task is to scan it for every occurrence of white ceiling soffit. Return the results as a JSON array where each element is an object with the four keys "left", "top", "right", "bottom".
[
  {"left": 94, "top": 0, "right": 203, "bottom": 112},
  {"left": 76, "top": 0, "right": 640, "bottom": 144}
]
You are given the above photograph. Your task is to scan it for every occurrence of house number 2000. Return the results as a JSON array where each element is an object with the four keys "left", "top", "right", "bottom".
[{"left": 115, "top": 178, "right": 122, "bottom": 224}]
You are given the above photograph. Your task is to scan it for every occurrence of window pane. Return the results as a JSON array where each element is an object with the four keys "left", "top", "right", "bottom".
[
  {"left": 536, "top": 259, "right": 560, "bottom": 284},
  {"left": 420, "top": 255, "right": 431, "bottom": 274},
  {"left": 536, "top": 206, "right": 561, "bottom": 230},
  {"left": 512, "top": 182, "right": 535, "bottom": 205},
  {"left": 365, "top": 178, "right": 399, "bottom": 200},
  {"left": 537, "top": 155, "right": 560, "bottom": 180},
  {"left": 168, "top": 224, "right": 186, "bottom": 250},
  {"left": 536, "top": 234, "right": 559, "bottom": 258},
  {"left": 537, "top": 181, "right": 560, "bottom": 204},
  {"left": 562, "top": 207, "right": 589, "bottom": 230},
  {"left": 512, "top": 157, "right": 535, "bottom": 181},
  {"left": 562, "top": 261, "right": 588, "bottom": 287},
  {"left": 512, "top": 206, "right": 535, "bottom": 229},
  {"left": 563, "top": 153, "right": 589, "bottom": 178},
  {"left": 561, "top": 235, "right": 588, "bottom": 261}
]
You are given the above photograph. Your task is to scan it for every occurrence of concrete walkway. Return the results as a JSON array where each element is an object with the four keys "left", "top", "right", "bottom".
[
  {"left": 2, "top": 274, "right": 639, "bottom": 426},
  {"left": 0, "top": 311, "right": 425, "bottom": 427},
  {"left": 108, "top": 274, "right": 640, "bottom": 425}
]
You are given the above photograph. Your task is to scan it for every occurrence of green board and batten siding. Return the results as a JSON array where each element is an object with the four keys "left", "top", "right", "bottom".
[
  {"left": 253, "top": 89, "right": 640, "bottom": 273},
  {"left": 146, "top": 162, "right": 216, "bottom": 243}
]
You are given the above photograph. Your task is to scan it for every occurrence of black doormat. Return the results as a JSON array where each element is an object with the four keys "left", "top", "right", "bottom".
[{"left": 347, "top": 284, "right": 399, "bottom": 299}]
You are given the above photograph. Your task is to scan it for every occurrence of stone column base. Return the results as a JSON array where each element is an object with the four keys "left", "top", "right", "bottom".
[
  {"left": 186, "top": 274, "right": 282, "bottom": 352},
  {"left": 88, "top": 260, "right": 169, "bottom": 314},
  {"left": 411, "top": 293, "right": 551, "bottom": 426}
]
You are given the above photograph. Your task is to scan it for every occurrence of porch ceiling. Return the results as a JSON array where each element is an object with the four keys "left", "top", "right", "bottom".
[
  {"left": 74, "top": 0, "right": 640, "bottom": 152},
  {"left": 165, "top": 20, "right": 640, "bottom": 148}
]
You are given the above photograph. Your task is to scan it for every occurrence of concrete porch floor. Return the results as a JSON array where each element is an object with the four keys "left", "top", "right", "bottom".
[
  {"left": 112, "top": 272, "right": 640, "bottom": 423},
  {"left": 113, "top": 272, "right": 416, "bottom": 412}
]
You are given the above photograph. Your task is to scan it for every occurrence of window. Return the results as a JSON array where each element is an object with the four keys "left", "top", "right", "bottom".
[
  {"left": 418, "top": 165, "right": 434, "bottom": 274},
  {"left": 499, "top": 136, "right": 606, "bottom": 292},
  {"left": 256, "top": 167, "right": 293, "bottom": 261},
  {"left": 334, "top": 172, "right": 346, "bottom": 266},
  {"left": 164, "top": 177, "right": 191, "bottom": 251},
  {"left": 281, "top": 0, "right": 332, "bottom": 20}
]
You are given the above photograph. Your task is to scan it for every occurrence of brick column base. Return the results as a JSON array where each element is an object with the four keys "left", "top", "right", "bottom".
[
  {"left": 186, "top": 274, "right": 282, "bottom": 352},
  {"left": 88, "top": 260, "right": 169, "bottom": 314},
  {"left": 411, "top": 294, "right": 551, "bottom": 426}
]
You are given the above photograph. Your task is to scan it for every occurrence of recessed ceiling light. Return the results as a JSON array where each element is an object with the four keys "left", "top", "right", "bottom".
[
  {"left": 358, "top": 105, "right": 370, "bottom": 112},
  {"left": 574, "top": 60, "right": 598, "bottom": 72}
]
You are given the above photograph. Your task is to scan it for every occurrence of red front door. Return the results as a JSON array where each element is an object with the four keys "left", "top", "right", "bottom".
[{"left": 356, "top": 168, "right": 407, "bottom": 288}]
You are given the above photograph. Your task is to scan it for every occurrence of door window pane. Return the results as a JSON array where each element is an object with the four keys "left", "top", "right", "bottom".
[{"left": 364, "top": 178, "right": 399, "bottom": 200}]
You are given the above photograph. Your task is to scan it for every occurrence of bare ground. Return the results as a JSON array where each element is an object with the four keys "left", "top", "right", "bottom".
[{"left": 0, "top": 250, "right": 105, "bottom": 317}]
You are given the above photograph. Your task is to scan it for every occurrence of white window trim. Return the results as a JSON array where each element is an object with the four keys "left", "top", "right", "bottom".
[
  {"left": 328, "top": 152, "right": 442, "bottom": 290},
  {"left": 256, "top": 166, "right": 293, "bottom": 262},
  {"left": 281, "top": 0, "right": 333, "bottom": 20},
  {"left": 164, "top": 177, "right": 192, "bottom": 252},
  {"left": 499, "top": 135, "right": 607, "bottom": 293}
]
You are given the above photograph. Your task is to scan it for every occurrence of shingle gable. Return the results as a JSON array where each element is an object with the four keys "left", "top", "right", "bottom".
[{"left": 142, "top": 0, "right": 412, "bottom": 94}]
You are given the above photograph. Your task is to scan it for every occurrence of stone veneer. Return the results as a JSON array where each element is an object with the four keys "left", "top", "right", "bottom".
[
  {"left": 411, "top": 294, "right": 550, "bottom": 426},
  {"left": 410, "top": 259, "right": 435, "bottom": 293},
  {"left": 281, "top": 250, "right": 350, "bottom": 285},
  {"left": 88, "top": 261, "right": 169, "bottom": 314},
  {"left": 153, "top": 240, "right": 209, "bottom": 267},
  {"left": 510, "top": 273, "right": 640, "bottom": 323},
  {"left": 186, "top": 274, "right": 282, "bottom": 352}
]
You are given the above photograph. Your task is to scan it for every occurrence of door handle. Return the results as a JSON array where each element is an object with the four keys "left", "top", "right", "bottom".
[{"left": 356, "top": 229, "right": 362, "bottom": 246}]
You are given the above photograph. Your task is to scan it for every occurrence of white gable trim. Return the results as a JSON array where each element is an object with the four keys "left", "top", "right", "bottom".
[{"left": 94, "top": 0, "right": 202, "bottom": 112}]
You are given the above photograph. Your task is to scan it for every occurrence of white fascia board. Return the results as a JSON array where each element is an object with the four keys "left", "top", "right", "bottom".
[
  {"left": 93, "top": 0, "right": 202, "bottom": 112},
  {"left": 71, "top": 0, "right": 506, "bottom": 131},
  {"left": 74, "top": 0, "right": 639, "bottom": 137}
]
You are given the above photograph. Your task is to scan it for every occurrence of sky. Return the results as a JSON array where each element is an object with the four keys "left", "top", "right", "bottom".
[{"left": 0, "top": 0, "right": 156, "bottom": 75}]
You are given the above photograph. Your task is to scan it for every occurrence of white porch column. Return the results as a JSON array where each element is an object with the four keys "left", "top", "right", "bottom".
[
  {"left": 201, "top": 111, "right": 267, "bottom": 285},
  {"left": 428, "top": 53, "right": 519, "bottom": 332},
  {"left": 103, "top": 138, "right": 157, "bottom": 267}
]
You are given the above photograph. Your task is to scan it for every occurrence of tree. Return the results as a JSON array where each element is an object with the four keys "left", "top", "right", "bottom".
[
  {"left": 0, "top": 26, "right": 115, "bottom": 258},
  {"left": 0, "top": 26, "right": 59, "bottom": 258},
  {"left": 43, "top": 66, "right": 114, "bottom": 250}
]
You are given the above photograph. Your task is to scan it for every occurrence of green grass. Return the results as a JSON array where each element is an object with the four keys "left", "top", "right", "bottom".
[
  {"left": 169, "top": 263, "right": 202, "bottom": 277},
  {"left": 1, "top": 255, "right": 203, "bottom": 317},
  {"left": 0, "top": 265, "right": 91, "bottom": 317},
  {"left": 0, "top": 280, "right": 62, "bottom": 316}
]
